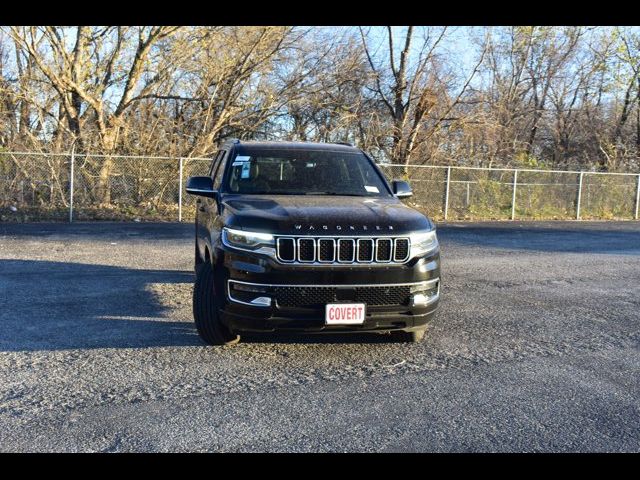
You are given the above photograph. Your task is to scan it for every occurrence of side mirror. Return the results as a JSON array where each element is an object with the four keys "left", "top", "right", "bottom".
[
  {"left": 392, "top": 180, "right": 412, "bottom": 198},
  {"left": 186, "top": 176, "right": 217, "bottom": 198}
]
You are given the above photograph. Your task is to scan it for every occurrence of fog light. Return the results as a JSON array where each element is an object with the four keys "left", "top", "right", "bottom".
[
  {"left": 250, "top": 296, "right": 272, "bottom": 306},
  {"left": 228, "top": 281, "right": 272, "bottom": 307},
  {"left": 411, "top": 293, "right": 429, "bottom": 306},
  {"left": 410, "top": 281, "right": 439, "bottom": 307}
]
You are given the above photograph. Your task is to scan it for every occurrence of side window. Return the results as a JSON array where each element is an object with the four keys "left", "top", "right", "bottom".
[
  {"left": 208, "top": 150, "right": 223, "bottom": 178},
  {"left": 212, "top": 150, "right": 228, "bottom": 190}
]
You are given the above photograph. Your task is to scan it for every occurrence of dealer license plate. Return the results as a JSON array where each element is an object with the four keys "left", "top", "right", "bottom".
[{"left": 325, "top": 303, "right": 366, "bottom": 325}]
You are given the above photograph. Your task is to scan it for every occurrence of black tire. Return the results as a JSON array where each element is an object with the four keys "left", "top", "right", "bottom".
[
  {"left": 193, "top": 262, "right": 240, "bottom": 346},
  {"left": 409, "top": 328, "right": 426, "bottom": 343},
  {"left": 396, "top": 326, "right": 427, "bottom": 343},
  {"left": 195, "top": 242, "right": 203, "bottom": 272}
]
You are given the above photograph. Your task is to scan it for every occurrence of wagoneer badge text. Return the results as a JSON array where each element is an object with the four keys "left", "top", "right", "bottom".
[{"left": 294, "top": 224, "right": 394, "bottom": 231}]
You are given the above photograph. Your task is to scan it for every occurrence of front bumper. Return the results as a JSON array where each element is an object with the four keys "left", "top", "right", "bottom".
[{"left": 216, "top": 244, "right": 441, "bottom": 333}]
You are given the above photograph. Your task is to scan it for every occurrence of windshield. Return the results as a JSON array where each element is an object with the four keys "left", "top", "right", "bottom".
[{"left": 223, "top": 149, "right": 391, "bottom": 197}]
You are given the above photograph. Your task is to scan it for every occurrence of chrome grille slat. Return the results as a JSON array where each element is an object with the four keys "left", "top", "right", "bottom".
[
  {"left": 394, "top": 238, "right": 410, "bottom": 262},
  {"left": 337, "top": 238, "right": 355, "bottom": 263},
  {"left": 317, "top": 238, "right": 336, "bottom": 263},
  {"left": 357, "top": 238, "right": 374, "bottom": 263},
  {"left": 375, "top": 238, "right": 393, "bottom": 262},
  {"left": 276, "top": 236, "right": 411, "bottom": 265},
  {"left": 297, "top": 238, "right": 316, "bottom": 262},
  {"left": 276, "top": 237, "right": 296, "bottom": 262}
]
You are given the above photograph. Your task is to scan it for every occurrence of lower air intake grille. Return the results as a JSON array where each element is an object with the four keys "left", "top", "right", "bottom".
[{"left": 274, "top": 285, "right": 411, "bottom": 308}]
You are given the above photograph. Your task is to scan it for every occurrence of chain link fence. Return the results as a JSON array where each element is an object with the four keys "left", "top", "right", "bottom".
[
  {"left": 0, "top": 151, "right": 211, "bottom": 222},
  {"left": 1, "top": 151, "right": 639, "bottom": 222},
  {"left": 378, "top": 164, "right": 640, "bottom": 221}
]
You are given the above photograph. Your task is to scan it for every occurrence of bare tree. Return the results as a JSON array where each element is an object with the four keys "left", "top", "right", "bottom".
[{"left": 2, "top": 25, "right": 640, "bottom": 178}]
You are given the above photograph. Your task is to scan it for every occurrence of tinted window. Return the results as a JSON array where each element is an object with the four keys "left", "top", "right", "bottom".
[
  {"left": 223, "top": 149, "right": 390, "bottom": 197},
  {"left": 208, "top": 150, "right": 224, "bottom": 178},
  {"left": 212, "top": 150, "right": 227, "bottom": 189}
]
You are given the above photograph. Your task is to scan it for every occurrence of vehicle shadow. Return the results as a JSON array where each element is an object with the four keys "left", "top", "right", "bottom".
[
  {"left": 0, "top": 259, "right": 203, "bottom": 352},
  {"left": 241, "top": 331, "right": 402, "bottom": 345},
  {"left": 0, "top": 257, "right": 414, "bottom": 351},
  {"left": 0, "top": 222, "right": 193, "bottom": 242}
]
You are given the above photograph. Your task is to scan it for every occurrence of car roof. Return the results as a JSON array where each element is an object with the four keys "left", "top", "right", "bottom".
[{"left": 223, "top": 140, "right": 361, "bottom": 153}]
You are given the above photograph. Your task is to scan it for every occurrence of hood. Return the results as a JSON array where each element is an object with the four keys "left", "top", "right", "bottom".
[{"left": 221, "top": 194, "right": 432, "bottom": 235}]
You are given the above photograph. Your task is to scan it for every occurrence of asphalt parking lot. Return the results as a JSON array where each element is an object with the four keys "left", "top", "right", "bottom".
[{"left": 0, "top": 220, "right": 638, "bottom": 452}]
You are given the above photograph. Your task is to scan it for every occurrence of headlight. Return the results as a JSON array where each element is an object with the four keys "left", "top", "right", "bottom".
[
  {"left": 222, "top": 227, "right": 276, "bottom": 256},
  {"left": 409, "top": 229, "right": 438, "bottom": 258}
]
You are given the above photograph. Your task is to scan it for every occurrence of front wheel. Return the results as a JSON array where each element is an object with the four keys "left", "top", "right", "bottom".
[
  {"left": 395, "top": 326, "right": 427, "bottom": 343},
  {"left": 193, "top": 262, "right": 240, "bottom": 346}
]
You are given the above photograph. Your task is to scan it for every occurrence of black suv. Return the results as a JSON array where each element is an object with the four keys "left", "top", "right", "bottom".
[{"left": 186, "top": 140, "right": 440, "bottom": 345}]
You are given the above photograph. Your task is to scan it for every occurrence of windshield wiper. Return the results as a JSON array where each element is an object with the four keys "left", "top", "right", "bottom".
[
  {"left": 234, "top": 191, "right": 372, "bottom": 196},
  {"left": 304, "top": 191, "right": 367, "bottom": 197}
]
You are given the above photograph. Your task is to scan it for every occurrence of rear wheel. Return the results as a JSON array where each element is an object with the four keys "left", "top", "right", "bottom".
[{"left": 193, "top": 261, "right": 240, "bottom": 346}]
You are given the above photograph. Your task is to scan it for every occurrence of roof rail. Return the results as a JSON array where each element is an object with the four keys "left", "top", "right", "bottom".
[{"left": 335, "top": 141, "right": 354, "bottom": 147}]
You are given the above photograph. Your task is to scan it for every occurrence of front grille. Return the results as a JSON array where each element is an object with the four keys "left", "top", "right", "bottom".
[
  {"left": 317, "top": 239, "right": 335, "bottom": 262},
  {"left": 376, "top": 239, "right": 392, "bottom": 262},
  {"left": 337, "top": 239, "right": 355, "bottom": 262},
  {"left": 277, "top": 238, "right": 295, "bottom": 262},
  {"left": 274, "top": 285, "right": 411, "bottom": 308},
  {"left": 276, "top": 236, "right": 411, "bottom": 264},
  {"left": 357, "top": 239, "right": 374, "bottom": 262},
  {"left": 298, "top": 238, "right": 315, "bottom": 262},
  {"left": 394, "top": 238, "right": 409, "bottom": 261}
]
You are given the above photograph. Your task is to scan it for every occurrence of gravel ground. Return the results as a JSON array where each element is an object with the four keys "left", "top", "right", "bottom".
[{"left": 0, "top": 221, "right": 638, "bottom": 452}]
